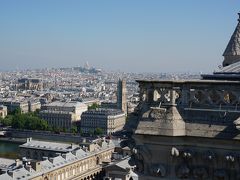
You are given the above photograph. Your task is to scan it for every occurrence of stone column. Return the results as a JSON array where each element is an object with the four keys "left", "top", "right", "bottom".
[{"left": 169, "top": 89, "right": 176, "bottom": 105}]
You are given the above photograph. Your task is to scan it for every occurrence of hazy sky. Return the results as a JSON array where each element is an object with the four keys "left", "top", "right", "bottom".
[{"left": 0, "top": 0, "right": 239, "bottom": 73}]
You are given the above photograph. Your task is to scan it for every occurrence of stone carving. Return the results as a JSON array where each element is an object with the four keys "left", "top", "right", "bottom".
[
  {"left": 132, "top": 148, "right": 138, "bottom": 155},
  {"left": 133, "top": 151, "right": 144, "bottom": 173},
  {"left": 131, "top": 146, "right": 151, "bottom": 173},
  {"left": 189, "top": 89, "right": 240, "bottom": 107},
  {"left": 149, "top": 107, "right": 166, "bottom": 120},
  {"left": 182, "top": 150, "right": 193, "bottom": 159},
  {"left": 151, "top": 164, "right": 166, "bottom": 177},
  {"left": 156, "top": 88, "right": 171, "bottom": 104},
  {"left": 193, "top": 167, "right": 208, "bottom": 179},
  {"left": 176, "top": 164, "right": 190, "bottom": 179},
  {"left": 234, "top": 117, "right": 240, "bottom": 130},
  {"left": 204, "top": 150, "right": 215, "bottom": 161},
  {"left": 171, "top": 147, "right": 180, "bottom": 157},
  {"left": 225, "top": 154, "right": 235, "bottom": 163}
]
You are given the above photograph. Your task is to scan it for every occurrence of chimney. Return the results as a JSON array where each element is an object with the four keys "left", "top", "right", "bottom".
[
  {"left": 22, "top": 157, "right": 28, "bottom": 165},
  {"left": 31, "top": 161, "right": 41, "bottom": 172},
  {"left": 25, "top": 164, "right": 32, "bottom": 172},
  {"left": 26, "top": 137, "right": 32, "bottom": 143},
  {"left": 15, "top": 159, "right": 20, "bottom": 166}
]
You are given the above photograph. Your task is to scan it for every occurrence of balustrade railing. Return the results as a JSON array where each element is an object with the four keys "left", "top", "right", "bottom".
[{"left": 137, "top": 80, "right": 240, "bottom": 111}]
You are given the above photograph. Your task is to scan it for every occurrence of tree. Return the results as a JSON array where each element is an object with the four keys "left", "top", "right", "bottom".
[
  {"left": 53, "top": 126, "right": 61, "bottom": 133},
  {"left": 94, "top": 128, "right": 104, "bottom": 136},
  {"left": 79, "top": 129, "right": 83, "bottom": 136},
  {"left": 11, "top": 112, "right": 49, "bottom": 130},
  {"left": 71, "top": 126, "right": 77, "bottom": 134},
  {"left": 89, "top": 129, "right": 95, "bottom": 136},
  {"left": 62, "top": 127, "right": 67, "bottom": 133},
  {"left": 1, "top": 115, "right": 13, "bottom": 126},
  {"left": 88, "top": 103, "right": 99, "bottom": 110},
  {"left": 11, "top": 107, "right": 21, "bottom": 115}
]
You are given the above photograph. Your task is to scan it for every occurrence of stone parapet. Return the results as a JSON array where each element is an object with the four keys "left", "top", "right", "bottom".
[{"left": 135, "top": 79, "right": 240, "bottom": 138}]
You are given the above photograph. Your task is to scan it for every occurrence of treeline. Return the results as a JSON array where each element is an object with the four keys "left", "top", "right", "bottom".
[
  {"left": 0, "top": 108, "right": 103, "bottom": 135},
  {"left": 0, "top": 108, "right": 78, "bottom": 133},
  {"left": 0, "top": 108, "right": 48, "bottom": 131}
]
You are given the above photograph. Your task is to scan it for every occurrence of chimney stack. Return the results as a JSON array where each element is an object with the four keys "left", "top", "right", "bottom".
[
  {"left": 15, "top": 159, "right": 20, "bottom": 166},
  {"left": 25, "top": 164, "right": 32, "bottom": 172}
]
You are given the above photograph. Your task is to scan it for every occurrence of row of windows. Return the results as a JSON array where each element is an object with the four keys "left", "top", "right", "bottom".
[{"left": 42, "top": 151, "right": 113, "bottom": 180}]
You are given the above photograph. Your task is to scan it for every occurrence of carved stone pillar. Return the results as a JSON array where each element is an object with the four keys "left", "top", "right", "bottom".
[
  {"left": 146, "top": 88, "right": 154, "bottom": 104},
  {"left": 181, "top": 84, "right": 189, "bottom": 107},
  {"left": 169, "top": 89, "right": 177, "bottom": 105}
]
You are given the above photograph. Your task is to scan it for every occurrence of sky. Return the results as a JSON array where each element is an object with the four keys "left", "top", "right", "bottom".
[{"left": 0, "top": 0, "right": 239, "bottom": 73}]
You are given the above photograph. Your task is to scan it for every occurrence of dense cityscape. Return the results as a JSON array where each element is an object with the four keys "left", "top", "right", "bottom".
[
  {"left": 0, "top": 63, "right": 201, "bottom": 179},
  {"left": 0, "top": 1, "right": 240, "bottom": 180}
]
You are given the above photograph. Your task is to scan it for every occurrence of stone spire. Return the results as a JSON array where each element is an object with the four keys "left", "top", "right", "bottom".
[{"left": 223, "top": 12, "right": 240, "bottom": 67}]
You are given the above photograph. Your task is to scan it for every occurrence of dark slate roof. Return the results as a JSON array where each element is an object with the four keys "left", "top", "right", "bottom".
[{"left": 223, "top": 13, "right": 240, "bottom": 56}]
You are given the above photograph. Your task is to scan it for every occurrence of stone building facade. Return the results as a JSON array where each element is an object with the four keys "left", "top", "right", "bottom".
[
  {"left": 0, "top": 105, "right": 7, "bottom": 118},
  {"left": 17, "top": 78, "right": 43, "bottom": 91},
  {"left": 39, "top": 101, "right": 87, "bottom": 130},
  {"left": 1, "top": 139, "right": 115, "bottom": 180},
  {"left": 19, "top": 138, "right": 79, "bottom": 160},
  {"left": 131, "top": 79, "right": 240, "bottom": 179},
  {"left": 80, "top": 109, "right": 126, "bottom": 135},
  {"left": 0, "top": 99, "right": 29, "bottom": 113}
]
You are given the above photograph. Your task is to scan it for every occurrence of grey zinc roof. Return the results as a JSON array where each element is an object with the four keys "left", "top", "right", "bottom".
[
  {"left": 45, "top": 101, "right": 87, "bottom": 108},
  {"left": 19, "top": 140, "right": 78, "bottom": 152},
  {"left": 114, "top": 157, "right": 132, "bottom": 169},
  {"left": 73, "top": 149, "right": 88, "bottom": 157},
  {"left": 106, "top": 157, "right": 138, "bottom": 179},
  {"left": 223, "top": 13, "right": 240, "bottom": 56},
  {"left": 0, "top": 139, "right": 115, "bottom": 180},
  {"left": 0, "top": 173, "right": 13, "bottom": 180},
  {"left": 215, "top": 60, "right": 240, "bottom": 73}
]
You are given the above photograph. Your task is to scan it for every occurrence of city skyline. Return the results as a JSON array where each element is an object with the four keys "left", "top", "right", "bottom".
[{"left": 0, "top": 0, "right": 239, "bottom": 73}]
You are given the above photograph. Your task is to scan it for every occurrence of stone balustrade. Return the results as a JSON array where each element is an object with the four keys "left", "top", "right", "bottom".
[{"left": 137, "top": 79, "right": 240, "bottom": 111}]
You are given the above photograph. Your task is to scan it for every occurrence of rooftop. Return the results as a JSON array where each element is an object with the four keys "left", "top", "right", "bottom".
[
  {"left": 0, "top": 141, "right": 114, "bottom": 180},
  {"left": 19, "top": 139, "right": 78, "bottom": 153},
  {"left": 82, "top": 108, "right": 125, "bottom": 116},
  {"left": 43, "top": 101, "right": 87, "bottom": 108}
]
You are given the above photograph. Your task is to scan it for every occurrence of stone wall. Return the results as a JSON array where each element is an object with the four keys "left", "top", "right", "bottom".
[{"left": 9, "top": 129, "right": 84, "bottom": 143}]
